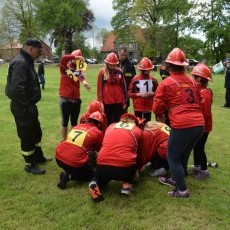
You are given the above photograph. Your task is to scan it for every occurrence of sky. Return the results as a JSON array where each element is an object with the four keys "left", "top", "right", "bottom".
[{"left": 89, "top": 0, "right": 115, "bottom": 30}]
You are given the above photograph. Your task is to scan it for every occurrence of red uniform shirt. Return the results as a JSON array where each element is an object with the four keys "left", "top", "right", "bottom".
[
  {"left": 200, "top": 87, "right": 213, "bottom": 132},
  {"left": 137, "top": 122, "right": 170, "bottom": 169},
  {"left": 152, "top": 72, "right": 205, "bottom": 128},
  {"left": 55, "top": 123, "right": 104, "bottom": 167},
  {"left": 97, "top": 67, "right": 127, "bottom": 106},
  {"left": 59, "top": 54, "right": 86, "bottom": 99},
  {"left": 128, "top": 73, "right": 158, "bottom": 112},
  {"left": 97, "top": 122, "right": 142, "bottom": 167}
]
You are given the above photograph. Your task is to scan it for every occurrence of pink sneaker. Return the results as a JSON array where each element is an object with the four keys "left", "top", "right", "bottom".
[
  {"left": 194, "top": 170, "right": 210, "bottom": 180},
  {"left": 168, "top": 189, "right": 190, "bottom": 198},
  {"left": 158, "top": 176, "right": 176, "bottom": 188}
]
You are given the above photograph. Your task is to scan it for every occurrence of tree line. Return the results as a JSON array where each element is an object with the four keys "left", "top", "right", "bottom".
[{"left": 0, "top": 0, "right": 230, "bottom": 63}]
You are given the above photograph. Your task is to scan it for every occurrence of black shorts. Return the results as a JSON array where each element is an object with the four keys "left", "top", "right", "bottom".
[{"left": 59, "top": 97, "right": 81, "bottom": 127}]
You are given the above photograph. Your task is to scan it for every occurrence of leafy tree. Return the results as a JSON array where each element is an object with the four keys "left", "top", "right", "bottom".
[{"left": 34, "top": 0, "right": 94, "bottom": 55}]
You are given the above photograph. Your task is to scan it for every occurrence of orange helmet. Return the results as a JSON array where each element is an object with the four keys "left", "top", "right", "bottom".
[
  {"left": 87, "top": 100, "right": 104, "bottom": 114},
  {"left": 137, "top": 57, "right": 154, "bottom": 70},
  {"left": 191, "top": 63, "right": 212, "bottom": 81},
  {"left": 104, "top": 52, "right": 119, "bottom": 65},
  {"left": 71, "top": 49, "right": 82, "bottom": 57},
  {"left": 89, "top": 111, "right": 103, "bottom": 124},
  {"left": 165, "top": 48, "right": 188, "bottom": 66},
  {"left": 120, "top": 113, "right": 142, "bottom": 126}
]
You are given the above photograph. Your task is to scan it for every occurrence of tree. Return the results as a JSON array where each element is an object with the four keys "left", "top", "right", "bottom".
[{"left": 34, "top": 0, "right": 95, "bottom": 55}]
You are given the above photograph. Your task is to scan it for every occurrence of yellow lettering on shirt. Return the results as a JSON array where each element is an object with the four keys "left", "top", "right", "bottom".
[{"left": 161, "top": 124, "right": 171, "bottom": 136}]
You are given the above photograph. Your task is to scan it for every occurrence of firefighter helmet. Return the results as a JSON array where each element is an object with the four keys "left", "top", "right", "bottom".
[
  {"left": 71, "top": 49, "right": 82, "bottom": 57},
  {"left": 87, "top": 100, "right": 104, "bottom": 114},
  {"left": 120, "top": 113, "right": 143, "bottom": 126},
  {"left": 137, "top": 57, "right": 154, "bottom": 71},
  {"left": 165, "top": 48, "right": 188, "bottom": 66},
  {"left": 104, "top": 52, "right": 119, "bottom": 65},
  {"left": 191, "top": 63, "right": 212, "bottom": 81},
  {"left": 89, "top": 111, "right": 103, "bottom": 124}
]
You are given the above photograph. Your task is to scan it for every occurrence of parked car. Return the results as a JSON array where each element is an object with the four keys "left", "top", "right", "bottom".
[
  {"left": 130, "top": 58, "right": 138, "bottom": 65},
  {"left": 85, "top": 58, "right": 95, "bottom": 64},
  {"left": 52, "top": 57, "right": 59, "bottom": 63},
  {"left": 91, "top": 58, "right": 98, "bottom": 64},
  {"left": 44, "top": 58, "right": 53, "bottom": 64},
  {"left": 188, "top": 59, "right": 199, "bottom": 66},
  {"left": 0, "top": 58, "right": 6, "bottom": 64}
]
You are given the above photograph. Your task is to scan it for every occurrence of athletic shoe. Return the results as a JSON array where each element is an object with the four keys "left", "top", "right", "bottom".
[
  {"left": 57, "top": 172, "right": 70, "bottom": 189},
  {"left": 89, "top": 181, "right": 104, "bottom": 202},
  {"left": 148, "top": 168, "right": 167, "bottom": 177},
  {"left": 24, "top": 165, "right": 45, "bottom": 175},
  {"left": 158, "top": 176, "right": 176, "bottom": 188},
  {"left": 194, "top": 170, "right": 210, "bottom": 180},
  {"left": 188, "top": 166, "right": 200, "bottom": 176},
  {"left": 121, "top": 183, "right": 133, "bottom": 196},
  {"left": 168, "top": 189, "right": 190, "bottom": 198}
]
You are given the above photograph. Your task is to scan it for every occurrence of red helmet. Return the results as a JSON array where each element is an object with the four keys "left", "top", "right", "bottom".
[
  {"left": 137, "top": 57, "right": 154, "bottom": 70},
  {"left": 89, "top": 111, "right": 103, "bottom": 124},
  {"left": 120, "top": 113, "right": 141, "bottom": 126},
  {"left": 71, "top": 49, "right": 82, "bottom": 57},
  {"left": 191, "top": 63, "right": 212, "bottom": 81},
  {"left": 87, "top": 100, "right": 104, "bottom": 114},
  {"left": 165, "top": 48, "right": 188, "bottom": 66},
  {"left": 104, "top": 52, "right": 119, "bottom": 65}
]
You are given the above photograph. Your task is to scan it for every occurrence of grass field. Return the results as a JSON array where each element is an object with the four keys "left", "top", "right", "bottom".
[{"left": 0, "top": 63, "right": 230, "bottom": 230}]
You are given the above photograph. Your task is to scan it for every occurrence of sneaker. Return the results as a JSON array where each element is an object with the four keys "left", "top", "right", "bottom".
[
  {"left": 121, "top": 183, "right": 133, "bottom": 196},
  {"left": 89, "top": 181, "right": 104, "bottom": 202},
  {"left": 194, "top": 170, "right": 210, "bottom": 180},
  {"left": 188, "top": 166, "right": 200, "bottom": 176},
  {"left": 57, "top": 172, "right": 70, "bottom": 189},
  {"left": 158, "top": 176, "right": 176, "bottom": 188},
  {"left": 148, "top": 168, "right": 167, "bottom": 177},
  {"left": 24, "top": 165, "right": 45, "bottom": 175},
  {"left": 168, "top": 189, "right": 190, "bottom": 198}
]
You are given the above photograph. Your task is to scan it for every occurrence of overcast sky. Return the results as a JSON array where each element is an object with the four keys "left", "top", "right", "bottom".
[{"left": 89, "top": 0, "right": 115, "bottom": 30}]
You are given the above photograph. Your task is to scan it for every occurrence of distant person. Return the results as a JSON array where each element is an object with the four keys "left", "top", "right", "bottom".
[
  {"left": 223, "top": 58, "right": 230, "bottom": 108},
  {"left": 59, "top": 49, "right": 90, "bottom": 140},
  {"left": 118, "top": 47, "right": 136, "bottom": 112},
  {"left": 191, "top": 63, "right": 213, "bottom": 179},
  {"left": 88, "top": 113, "right": 143, "bottom": 202},
  {"left": 5, "top": 38, "right": 51, "bottom": 175},
  {"left": 159, "top": 63, "right": 170, "bottom": 80},
  {"left": 38, "top": 59, "right": 45, "bottom": 90},
  {"left": 55, "top": 111, "right": 104, "bottom": 189},
  {"left": 128, "top": 57, "right": 158, "bottom": 122},
  {"left": 97, "top": 52, "right": 127, "bottom": 126},
  {"left": 152, "top": 48, "right": 205, "bottom": 198}
]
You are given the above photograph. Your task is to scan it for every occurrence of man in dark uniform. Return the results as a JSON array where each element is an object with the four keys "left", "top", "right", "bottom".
[
  {"left": 223, "top": 58, "right": 230, "bottom": 108},
  {"left": 5, "top": 38, "right": 51, "bottom": 175},
  {"left": 118, "top": 47, "right": 136, "bottom": 113}
]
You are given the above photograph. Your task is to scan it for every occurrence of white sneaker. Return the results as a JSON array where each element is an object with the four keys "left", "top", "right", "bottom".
[{"left": 148, "top": 168, "right": 167, "bottom": 177}]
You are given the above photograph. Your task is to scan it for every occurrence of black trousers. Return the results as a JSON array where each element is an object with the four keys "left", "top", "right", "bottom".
[
  {"left": 10, "top": 102, "right": 42, "bottom": 152},
  {"left": 93, "top": 164, "right": 137, "bottom": 188},
  {"left": 134, "top": 111, "right": 151, "bottom": 122},
  {"left": 224, "top": 89, "right": 230, "bottom": 107},
  {"left": 193, "top": 132, "right": 209, "bottom": 170},
  {"left": 56, "top": 159, "right": 94, "bottom": 181},
  {"left": 150, "top": 152, "right": 169, "bottom": 170},
  {"left": 104, "top": 103, "right": 124, "bottom": 126}
]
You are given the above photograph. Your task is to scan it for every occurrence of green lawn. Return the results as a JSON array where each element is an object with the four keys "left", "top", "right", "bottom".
[{"left": 0, "top": 63, "right": 230, "bottom": 230}]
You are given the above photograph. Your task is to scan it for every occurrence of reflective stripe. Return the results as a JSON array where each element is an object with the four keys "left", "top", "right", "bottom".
[{"left": 22, "top": 150, "right": 34, "bottom": 156}]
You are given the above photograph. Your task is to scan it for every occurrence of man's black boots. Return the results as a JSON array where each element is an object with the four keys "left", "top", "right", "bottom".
[
  {"left": 23, "top": 154, "right": 45, "bottom": 175},
  {"left": 34, "top": 146, "right": 52, "bottom": 163}
]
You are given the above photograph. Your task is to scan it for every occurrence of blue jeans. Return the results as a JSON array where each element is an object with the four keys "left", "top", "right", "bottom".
[{"left": 167, "top": 126, "right": 204, "bottom": 191}]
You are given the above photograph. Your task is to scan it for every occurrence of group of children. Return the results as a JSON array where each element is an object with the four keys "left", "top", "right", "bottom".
[{"left": 55, "top": 47, "right": 213, "bottom": 201}]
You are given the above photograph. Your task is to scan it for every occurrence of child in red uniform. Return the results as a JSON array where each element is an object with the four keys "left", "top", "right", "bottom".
[
  {"left": 97, "top": 52, "right": 127, "bottom": 126},
  {"left": 137, "top": 121, "right": 176, "bottom": 187},
  {"left": 59, "top": 49, "right": 90, "bottom": 140},
  {"left": 80, "top": 99, "right": 107, "bottom": 132},
  {"left": 152, "top": 48, "right": 205, "bottom": 198},
  {"left": 88, "top": 113, "right": 142, "bottom": 202},
  {"left": 55, "top": 111, "right": 104, "bottom": 189},
  {"left": 129, "top": 57, "right": 158, "bottom": 122},
  {"left": 191, "top": 63, "right": 213, "bottom": 179}
]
